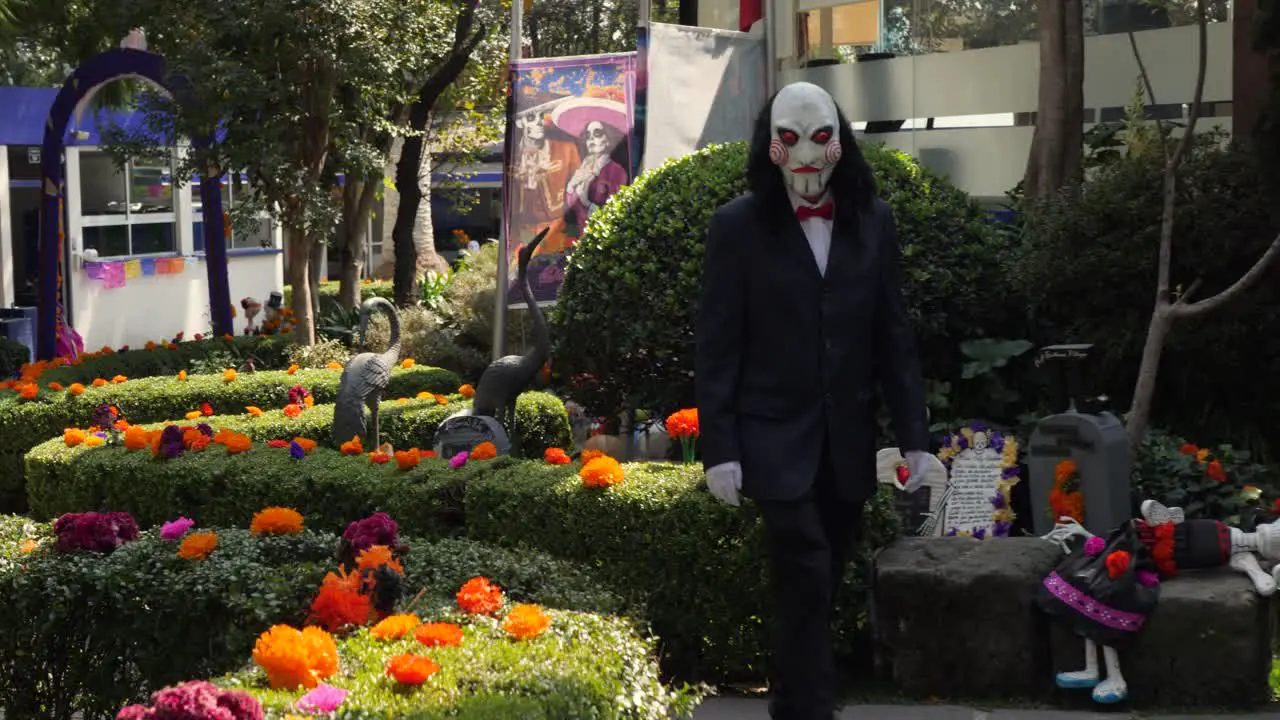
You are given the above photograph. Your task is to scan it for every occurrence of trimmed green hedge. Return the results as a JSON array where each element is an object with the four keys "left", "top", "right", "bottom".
[
  {"left": 0, "top": 525, "right": 620, "bottom": 719},
  {"left": 25, "top": 390, "right": 570, "bottom": 527},
  {"left": 0, "top": 364, "right": 461, "bottom": 512},
  {"left": 219, "top": 607, "right": 700, "bottom": 719},
  {"left": 464, "top": 462, "right": 901, "bottom": 681}
]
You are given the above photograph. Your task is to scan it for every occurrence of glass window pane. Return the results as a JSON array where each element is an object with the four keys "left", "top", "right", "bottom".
[
  {"left": 78, "top": 150, "right": 129, "bottom": 217},
  {"left": 130, "top": 222, "right": 176, "bottom": 255},
  {"left": 83, "top": 224, "right": 129, "bottom": 258},
  {"left": 129, "top": 155, "right": 174, "bottom": 213},
  {"left": 6, "top": 146, "right": 42, "bottom": 181},
  {"left": 232, "top": 217, "right": 274, "bottom": 250}
]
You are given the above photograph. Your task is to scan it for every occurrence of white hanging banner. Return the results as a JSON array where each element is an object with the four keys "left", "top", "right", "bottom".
[{"left": 641, "top": 23, "right": 766, "bottom": 173}]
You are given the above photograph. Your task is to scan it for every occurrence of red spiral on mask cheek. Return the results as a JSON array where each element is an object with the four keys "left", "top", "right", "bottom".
[
  {"left": 768, "top": 139, "right": 788, "bottom": 165},
  {"left": 824, "top": 141, "right": 843, "bottom": 166}
]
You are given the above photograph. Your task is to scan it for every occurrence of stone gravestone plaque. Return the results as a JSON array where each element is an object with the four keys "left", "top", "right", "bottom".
[
  {"left": 939, "top": 426, "right": 1019, "bottom": 538},
  {"left": 875, "top": 448, "right": 948, "bottom": 536},
  {"left": 432, "top": 413, "right": 512, "bottom": 459}
]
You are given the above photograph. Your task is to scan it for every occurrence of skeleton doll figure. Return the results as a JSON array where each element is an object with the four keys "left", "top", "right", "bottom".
[{"left": 1039, "top": 500, "right": 1280, "bottom": 704}]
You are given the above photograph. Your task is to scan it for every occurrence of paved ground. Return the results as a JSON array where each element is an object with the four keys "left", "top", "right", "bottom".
[{"left": 692, "top": 697, "right": 1280, "bottom": 719}]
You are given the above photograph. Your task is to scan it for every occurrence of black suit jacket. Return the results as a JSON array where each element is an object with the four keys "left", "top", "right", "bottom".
[{"left": 694, "top": 192, "right": 929, "bottom": 503}]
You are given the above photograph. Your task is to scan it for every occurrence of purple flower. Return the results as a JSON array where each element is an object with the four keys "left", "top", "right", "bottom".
[
  {"left": 1136, "top": 570, "right": 1160, "bottom": 588},
  {"left": 297, "top": 683, "right": 348, "bottom": 713},
  {"left": 90, "top": 403, "right": 118, "bottom": 430},
  {"left": 1001, "top": 465, "right": 1020, "bottom": 480},
  {"left": 160, "top": 517, "right": 195, "bottom": 541},
  {"left": 288, "top": 385, "right": 311, "bottom": 406},
  {"left": 117, "top": 705, "right": 151, "bottom": 720},
  {"left": 449, "top": 451, "right": 469, "bottom": 468},
  {"left": 122, "top": 680, "right": 262, "bottom": 720},
  {"left": 1084, "top": 536, "right": 1106, "bottom": 556},
  {"left": 972, "top": 526, "right": 987, "bottom": 541},
  {"left": 993, "top": 520, "right": 1013, "bottom": 537},
  {"left": 159, "top": 425, "right": 186, "bottom": 459},
  {"left": 945, "top": 528, "right": 958, "bottom": 537},
  {"left": 289, "top": 440, "right": 306, "bottom": 460},
  {"left": 342, "top": 512, "right": 400, "bottom": 552},
  {"left": 54, "top": 512, "right": 139, "bottom": 554},
  {"left": 196, "top": 423, "right": 214, "bottom": 437},
  {"left": 989, "top": 430, "right": 1006, "bottom": 453},
  {"left": 990, "top": 493, "right": 1007, "bottom": 510}
]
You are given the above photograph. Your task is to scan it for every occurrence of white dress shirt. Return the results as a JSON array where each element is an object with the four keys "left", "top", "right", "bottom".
[{"left": 788, "top": 189, "right": 834, "bottom": 277}]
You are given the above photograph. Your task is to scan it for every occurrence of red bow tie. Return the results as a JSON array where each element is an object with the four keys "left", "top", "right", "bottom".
[{"left": 795, "top": 202, "right": 834, "bottom": 222}]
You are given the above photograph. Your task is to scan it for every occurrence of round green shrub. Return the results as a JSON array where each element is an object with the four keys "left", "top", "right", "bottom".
[
  {"left": 552, "top": 140, "right": 1016, "bottom": 421},
  {"left": 0, "top": 338, "right": 29, "bottom": 378},
  {"left": 1019, "top": 134, "right": 1280, "bottom": 457}
]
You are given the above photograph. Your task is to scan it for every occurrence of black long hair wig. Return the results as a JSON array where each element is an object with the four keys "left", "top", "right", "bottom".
[{"left": 745, "top": 88, "right": 877, "bottom": 222}]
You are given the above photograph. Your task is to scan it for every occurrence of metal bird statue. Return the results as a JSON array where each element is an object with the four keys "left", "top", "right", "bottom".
[{"left": 332, "top": 297, "right": 401, "bottom": 449}]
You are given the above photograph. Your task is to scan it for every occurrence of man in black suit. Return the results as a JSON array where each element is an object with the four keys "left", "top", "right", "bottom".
[{"left": 695, "top": 82, "right": 931, "bottom": 720}]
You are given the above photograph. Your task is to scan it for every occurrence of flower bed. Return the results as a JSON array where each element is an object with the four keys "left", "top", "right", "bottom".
[
  {"left": 25, "top": 391, "right": 570, "bottom": 524},
  {"left": 0, "top": 364, "right": 461, "bottom": 512},
  {"left": 0, "top": 517, "right": 619, "bottom": 718},
  {"left": 14, "top": 334, "right": 293, "bottom": 387}
]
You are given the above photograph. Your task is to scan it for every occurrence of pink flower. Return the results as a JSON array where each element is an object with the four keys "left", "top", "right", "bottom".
[
  {"left": 1083, "top": 536, "right": 1105, "bottom": 556},
  {"left": 117, "top": 705, "right": 151, "bottom": 720},
  {"left": 159, "top": 517, "right": 195, "bottom": 542},
  {"left": 449, "top": 451, "right": 469, "bottom": 469},
  {"left": 296, "top": 683, "right": 348, "bottom": 713},
  {"left": 1136, "top": 569, "right": 1160, "bottom": 588}
]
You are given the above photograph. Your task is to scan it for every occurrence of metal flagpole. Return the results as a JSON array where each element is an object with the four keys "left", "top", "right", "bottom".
[
  {"left": 493, "top": 0, "right": 524, "bottom": 360},
  {"left": 764, "top": 0, "right": 778, "bottom": 96}
]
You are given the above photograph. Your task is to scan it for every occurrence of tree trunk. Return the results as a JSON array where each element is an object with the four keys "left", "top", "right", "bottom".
[
  {"left": 287, "top": 224, "right": 316, "bottom": 345},
  {"left": 1126, "top": 306, "right": 1172, "bottom": 457},
  {"left": 392, "top": 131, "right": 425, "bottom": 308},
  {"left": 336, "top": 179, "right": 380, "bottom": 309},
  {"left": 1024, "top": 0, "right": 1085, "bottom": 199},
  {"left": 307, "top": 234, "right": 324, "bottom": 318}
]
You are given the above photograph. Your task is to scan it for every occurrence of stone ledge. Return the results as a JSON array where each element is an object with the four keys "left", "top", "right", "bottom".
[{"left": 872, "top": 537, "right": 1274, "bottom": 709}]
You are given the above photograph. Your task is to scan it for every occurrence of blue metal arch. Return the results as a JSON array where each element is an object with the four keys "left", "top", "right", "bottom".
[{"left": 38, "top": 48, "right": 234, "bottom": 360}]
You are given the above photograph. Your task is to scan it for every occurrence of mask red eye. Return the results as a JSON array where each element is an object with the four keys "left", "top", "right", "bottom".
[
  {"left": 812, "top": 130, "right": 832, "bottom": 144},
  {"left": 778, "top": 130, "right": 799, "bottom": 145}
]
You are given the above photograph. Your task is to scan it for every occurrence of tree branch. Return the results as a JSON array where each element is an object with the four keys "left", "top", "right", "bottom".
[
  {"left": 1168, "top": 0, "right": 1208, "bottom": 171},
  {"left": 1126, "top": 29, "right": 1168, "bottom": 163},
  {"left": 1171, "top": 232, "right": 1280, "bottom": 320}
]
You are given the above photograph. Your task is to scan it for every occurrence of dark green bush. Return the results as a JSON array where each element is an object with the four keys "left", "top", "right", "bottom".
[
  {"left": 36, "top": 335, "right": 294, "bottom": 386},
  {"left": 463, "top": 461, "right": 901, "bottom": 681},
  {"left": 24, "top": 391, "right": 568, "bottom": 526},
  {"left": 0, "top": 364, "right": 461, "bottom": 512},
  {"left": 1019, "top": 135, "right": 1280, "bottom": 458},
  {"left": 220, "top": 608, "right": 701, "bottom": 719},
  {"left": 0, "top": 339, "right": 29, "bottom": 378},
  {"left": 0, "top": 524, "right": 621, "bottom": 719},
  {"left": 552, "top": 141, "right": 1017, "bottom": 423},
  {"left": 287, "top": 279, "right": 395, "bottom": 306},
  {"left": 1133, "top": 428, "right": 1279, "bottom": 526}
]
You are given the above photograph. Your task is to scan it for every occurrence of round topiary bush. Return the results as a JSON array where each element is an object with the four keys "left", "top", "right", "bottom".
[{"left": 552, "top": 140, "right": 1019, "bottom": 422}]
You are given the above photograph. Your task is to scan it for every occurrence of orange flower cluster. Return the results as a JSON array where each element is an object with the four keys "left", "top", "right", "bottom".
[
  {"left": 1179, "top": 443, "right": 1227, "bottom": 482},
  {"left": 665, "top": 408, "right": 699, "bottom": 439},
  {"left": 414, "top": 622, "right": 464, "bottom": 648},
  {"left": 395, "top": 448, "right": 421, "bottom": 470},
  {"left": 580, "top": 449, "right": 605, "bottom": 463},
  {"left": 326, "top": 362, "right": 343, "bottom": 370},
  {"left": 223, "top": 368, "right": 238, "bottom": 383},
  {"left": 213, "top": 429, "right": 252, "bottom": 454},
  {"left": 458, "top": 384, "right": 475, "bottom": 399},
  {"left": 63, "top": 428, "right": 86, "bottom": 447},
  {"left": 246, "top": 406, "right": 264, "bottom": 417},
  {"left": 293, "top": 437, "right": 317, "bottom": 454},
  {"left": 470, "top": 442, "right": 497, "bottom": 461},
  {"left": 544, "top": 447, "right": 571, "bottom": 465},
  {"left": 1104, "top": 550, "right": 1131, "bottom": 579},
  {"left": 456, "top": 576, "right": 504, "bottom": 616},
  {"left": 580, "top": 455, "right": 625, "bottom": 488},
  {"left": 502, "top": 604, "right": 551, "bottom": 641},
  {"left": 356, "top": 545, "right": 404, "bottom": 576},
  {"left": 340, "top": 436, "right": 364, "bottom": 455},
  {"left": 401, "top": 358, "right": 416, "bottom": 369},
  {"left": 286, "top": 364, "right": 300, "bottom": 375},
  {"left": 369, "top": 451, "right": 392, "bottom": 465},
  {"left": 250, "top": 507, "right": 305, "bottom": 536},
  {"left": 283, "top": 404, "right": 303, "bottom": 418},
  {"left": 1151, "top": 522, "right": 1177, "bottom": 577},
  {"left": 1048, "top": 459, "right": 1084, "bottom": 524},
  {"left": 386, "top": 654, "right": 439, "bottom": 686},
  {"left": 370, "top": 614, "right": 420, "bottom": 641},
  {"left": 309, "top": 568, "right": 372, "bottom": 632},
  {"left": 177, "top": 531, "right": 218, "bottom": 560},
  {"left": 252, "top": 624, "right": 339, "bottom": 690}
]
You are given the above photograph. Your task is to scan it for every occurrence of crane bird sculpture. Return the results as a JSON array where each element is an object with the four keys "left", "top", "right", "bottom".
[
  {"left": 332, "top": 297, "right": 402, "bottom": 450},
  {"left": 433, "top": 228, "right": 549, "bottom": 459}
]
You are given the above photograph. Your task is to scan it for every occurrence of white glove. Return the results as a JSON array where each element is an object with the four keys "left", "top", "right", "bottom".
[
  {"left": 705, "top": 462, "right": 742, "bottom": 507},
  {"left": 902, "top": 450, "right": 930, "bottom": 494}
]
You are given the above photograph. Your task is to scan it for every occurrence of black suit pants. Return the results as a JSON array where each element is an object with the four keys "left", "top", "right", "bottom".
[{"left": 755, "top": 440, "right": 863, "bottom": 720}]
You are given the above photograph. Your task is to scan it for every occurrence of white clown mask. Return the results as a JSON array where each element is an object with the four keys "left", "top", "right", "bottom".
[{"left": 769, "top": 82, "right": 843, "bottom": 201}]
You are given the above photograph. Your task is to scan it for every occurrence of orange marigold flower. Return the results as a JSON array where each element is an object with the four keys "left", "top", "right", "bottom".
[
  {"left": 177, "top": 370, "right": 188, "bottom": 382},
  {"left": 369, "top": 451, "right": 392, "bottom": 465},
  {"left": 581, "top": 456, "right": 625, "bottom": 488},
  {"left": 309, "top": 572, "right": 372, "bottom": 632},
  {"left": 68, "top": 382, "right": 85, "bottom": 396},
  {"left": 456, "top": 576, "right": 504, "bottom": 616},
  {"left": 1105, "top": 550, "right": 1132, "bottom": 579},
  {"left": 1196, "top": 448, "right": 1211, "bottom": 463},
  {"left": 246, "top": 406, "right": 264, "bottom": 417},
  {"left": 91, "top": 378, "right": 107, "bottom": 387},
  {"left": 84, "top": 434, "right": 104, "bottom": 447},
  {"left": 19, "top": 538, "right": 38, "bottom": 554},
  {"left": 544, "top": 447, "right": 571, "bottom": 465},
  {"left": 304, "top": 395, "right": 314, "bottom": 408},
  {"left": 283, "top": 404, "right": 303, "bottom": 418},
  {"left": 213, "top": 428, "right": 236, "bottom": 445},
  {"left": 325, "top": 362, "right": 343, "bottom": 370},
  {"left": 185, "top": 410, "right": 203, "bottom": 420},
  {"left": 223, "top": 368, "right": 238, "bottom": 383},
  {"left": 110, "top": 375, "right": 126, "bottom": 384},
  {"left": 370, "top": 614, "right": 420, "bottom": 641},
  {"left": 177, "top": 531, "right": 218, "bottom": 560},
  {"left": 47, "top": 382, "right": 64, "bottom": 392},
  {"left": 1179, "top": 443, "right": 1199, "bottom": 456},
  {"left": 415, "top": 391, "right": 430, "bottom": 400},
  {"left": 287, "top": 364, "right": 300, "bottom": 375},
  {"left": 18, "top": 384, "right": 37, "bottom": 400},
  {"left": 1054, "top": 460, "right": 1078, "bottom": 484},
  {"left": 1206, "top": 460, "right": 1228, "bottom": 483},
  {"left": 422, "top": 450, "right": 437, "bottom": 459},
  {"left": 252, "top": 625, "right": 339, "bottom": 691},
  {"left": 124, "top": 425, "right": 151, "bottom": 450},
  {"left": 340, "top": 436, "right": 364, "bottom": 455},
  {"left": 434, "top": 394, "right": 447, "bottom": 406},
  {"left": 189, "top": 435, "right": 212, "bottom": 452},
  {"left": 458, "top": 384, "right": 475, "bottom": 399},
  {"left": 470, "top": 442, "right": 497, "bottom": 461},
  {"left": 401, "top": 358, "right": 416, "bottom": 369},
  {"left": 63, "top": 428, "right": 86, "bottom": 447},
  {"left": 114, "top": 419, "right": 129, "bottom": 431},
  {"left": 166, "top": 343, "right": 178, "bottom": 351},
  {"left": 356, "top": 545, "right": 404, "bottom": 575},
  {"left": 223, "top": 334, "right": 235, "bottom": 342},
  {"left": 223, "top": 432, "right": 253, "bottom": 454},
  {"left": 251, "top": 507, "right": 304, "bottom": 535},
  {"left": 293, "top": 437, "right": 318, "bottom": 454},
  {"left": 386, "top": 654, "right": 439, "bottom": 686},
  {"left": 503, "top": 604, "right": 551, "bottom": 641},
  {"left": 665, "top": 408, "right": 700, "bottom": 439},
  {"left": 414, "top": 622, "right": 464, "bottom": 648},
  {"left": 395, "top": 448, "right": 421, "bottom": 470},
  {"left": 580, "top": 449, "right": 605, "bottom": 463}
]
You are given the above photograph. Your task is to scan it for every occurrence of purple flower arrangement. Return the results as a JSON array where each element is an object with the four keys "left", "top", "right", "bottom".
[
  {"left": 159, "top": 425, "right": 186, "bottom": 460},
  {"left": 117, "top": 680, "right": 262, "bottom": 720},
  {"left": 287, "top": 385, "right": 311, "bottom": 406},
  {"left": 338, "top": 512, "right": 406, "bottom": 567},
  {"left": 160, "top": 517, "right": 196, "bottom": 542},
  {"left": 54, "top": 511, "right": 139, "bottom": 554}
]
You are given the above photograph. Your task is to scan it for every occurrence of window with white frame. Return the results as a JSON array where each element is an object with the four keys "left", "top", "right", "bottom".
[
  {"left": 77, "top": 148, "right": 177, "bottom": 257},
  {"left": 191, "top": 172, "right": 277, "bottom": 252}
]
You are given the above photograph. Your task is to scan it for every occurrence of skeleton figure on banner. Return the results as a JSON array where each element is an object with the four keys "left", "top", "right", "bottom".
[
  {"left": 512, "top": 95, "right": 579, "bottom": 258},
  {"left": 551, "top": 92, "right": 630, "bottom": 246}
]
